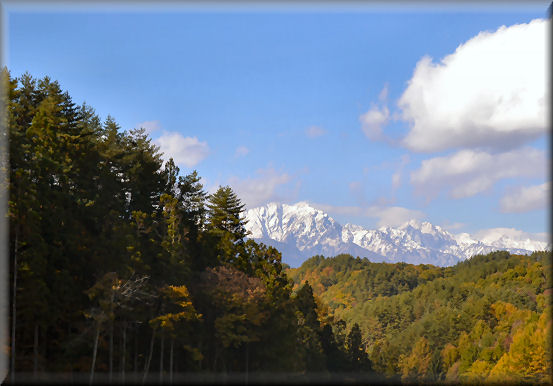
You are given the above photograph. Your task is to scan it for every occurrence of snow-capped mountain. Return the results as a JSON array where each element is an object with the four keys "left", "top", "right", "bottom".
[{"left": 244, "top": 202, "right": 549, "bottom": 267}]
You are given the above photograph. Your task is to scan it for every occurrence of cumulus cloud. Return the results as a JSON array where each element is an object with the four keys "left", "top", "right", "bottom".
[
  {"left": 310, "top": 203, "right": 425, "bottom": 228},
  {"left": 360, "top": 85, "right": 391, "bottom": 141},
  {"left": 155, "top": 132, "right": 209, "bottom": 167},
  {"left": 360, "top": 105, "right": 390, "bottom": 141},
  {"left": 500, "top": 181, "right": 550, "bottom": 213},
  {"left": 229, "top": 168, "right": 293, "bottom": 209},
  {"left": 305, "top": 126, "right": 326, "bottom": 138},
  {"left": 136, "top": 120, "right": 161, "bottom": 135},
  {"left": 235, "top": 146, "right": 250, "bottom": 158},
  {"left": 398, "top": 18, "right": 548, "bottom": 152},
  {"left": 410, "top": 147, "right": 546, "bottom": 200}
]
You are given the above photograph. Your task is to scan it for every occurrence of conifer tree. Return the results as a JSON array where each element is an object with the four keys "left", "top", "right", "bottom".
[
  {"left": 205, "top": 186, "right": 249, "bottom": 267},
  {"left": 177, "top": 170, "right": 207, "bottom": 271},
  {"left": 206, "top": 186, "right": 248, "bottom": 241},
  {"left": 346, "top": 323, "right": 371, "bottom": 372},
  {"left": 294, "top": 282, "right": 325, "bottom": 371}
]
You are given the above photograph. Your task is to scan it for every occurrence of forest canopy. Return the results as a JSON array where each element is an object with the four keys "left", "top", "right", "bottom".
[
  {"left": 4, "top": 70, "right": 374, "bottom": 383},
  {"left": 288, "top": 251, "right": 552, "bottom": 383}
]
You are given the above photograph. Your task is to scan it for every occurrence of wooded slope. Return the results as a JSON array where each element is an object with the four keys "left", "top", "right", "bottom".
[{"left": 288, "top": 251, "right": 552, "bottom": 383}]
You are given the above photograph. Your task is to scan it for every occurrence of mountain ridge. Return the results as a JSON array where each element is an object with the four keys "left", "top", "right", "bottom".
[{"left": 244, "top": 202, "right": 549, "bottom": 267}]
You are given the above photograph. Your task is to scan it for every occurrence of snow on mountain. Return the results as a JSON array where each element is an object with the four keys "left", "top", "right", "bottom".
[
  {"left": 472, "top": 228, "right": 549, "bottom": 251},
  {"left": 244, "top": 202, "right": 549, "bottom": 267},
  {"left": 246, "top": 202, "right": 379, "bottom": 267}
]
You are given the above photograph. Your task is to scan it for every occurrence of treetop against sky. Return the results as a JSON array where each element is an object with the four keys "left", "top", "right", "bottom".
[{"left": 5, "top": 3, "right": 550, "bottom": 236}]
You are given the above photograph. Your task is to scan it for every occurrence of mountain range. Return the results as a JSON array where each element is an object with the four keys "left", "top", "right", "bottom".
[{"left": 244, "top": 202, "right": 549, "bottom": 267}]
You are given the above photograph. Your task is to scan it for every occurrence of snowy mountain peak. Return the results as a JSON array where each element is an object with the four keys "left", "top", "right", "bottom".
[
  {"left": 398, "top": 219, "right": 421, "bottom": 229},
  {"left": 244, "top": 202, "right": 548, "bottom": 268}
]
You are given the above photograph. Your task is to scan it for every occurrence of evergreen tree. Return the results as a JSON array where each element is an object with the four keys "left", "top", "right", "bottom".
[
  {"left": 206, "top": 186, "right": 248, "bottom": 241},
  {"left": 177, "top": 170, "right": 207, "bottom": 272},
  {"left": 205, "top": 186, "right": 249, "bottom": 267},
  {"left": 346, "top": 323, "right": 371, "bottom": 372},
  {"left": 294, "top": 282, "right": 325, "bottom": 371}
]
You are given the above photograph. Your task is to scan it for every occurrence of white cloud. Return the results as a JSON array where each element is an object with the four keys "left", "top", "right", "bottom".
[
  {"left": 360, "top": 84, "right": 392, "bottom": 142},
  {"left": 305, "top": 126, "right": 326, "bottom": 138},
  {"left": 398, "top": 18, "right": 548, "bottom": 152},
  {"left": 360, "top": 105, "right": 390, "bottom": 141},
  {"left": 235, "top": 146, "right": 250, "bottom": 158},
  {"left": 410, "top": 147, "right": 546, "bottom": 200},
  {"left": 310, "top": 203, "right": 425, "bottom": 228},
  {"left": 378, "top": 83, "right": 389, "bottom": 102},
  {"left": 474, "top": 227, "right": 548, "bottom": 244},
  {"left": 473, "top": 227, "right": 549, "bottom": 251},
  {"left": 500, "top": 181, "right": 550, "bottom": 213},
  {"left": 155, "top": 132, "right": 209, "bottom": 167},
  {"left": 229, "top": 168, "right": 292, "bottom": 209},
  {"left": 136, "top": 120, "right": 161, "bottom": 135}
]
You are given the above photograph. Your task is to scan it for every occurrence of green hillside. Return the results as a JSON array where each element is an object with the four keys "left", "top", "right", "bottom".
[{"left": 287, "top": 251, "right": 552, "bottom": 383}]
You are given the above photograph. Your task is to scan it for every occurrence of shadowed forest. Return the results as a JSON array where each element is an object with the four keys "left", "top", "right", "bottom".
[{"left": 4, "top": 70, "right": 552, "bottom": 384}]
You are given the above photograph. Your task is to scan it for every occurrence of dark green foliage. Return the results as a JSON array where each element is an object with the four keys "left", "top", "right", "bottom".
[
  {"left": 293, "top": 283, "right": 326, "bottom": 371},
  {"left": 206, "top": 185, "right": 248, "bottom": 241},
  {"left": 7, "top": 70, "right": 378, "bottom": 380},
  {"left": 343, "top": 323, "right": 370, "bottom": 372}
]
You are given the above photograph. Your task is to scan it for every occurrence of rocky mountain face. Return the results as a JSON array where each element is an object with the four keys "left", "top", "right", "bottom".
[{"left": 244, "top": 202, "right": 548, "bottom": 267}]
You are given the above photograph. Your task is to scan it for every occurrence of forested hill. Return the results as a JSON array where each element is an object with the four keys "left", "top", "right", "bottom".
[{"left": 287, "top": 251, "right": 552, "bottom": 383}]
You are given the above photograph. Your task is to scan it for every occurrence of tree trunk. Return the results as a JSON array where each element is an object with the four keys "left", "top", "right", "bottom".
[
  {"left": 142, "top": 329, "right": 156, "bottom": 384},
  {"left": 160, "top": 332, "right": 164, "bottom": 384},
  {"left": 33, "top": 323, "right": 39, "bottom": 377},
  {"left": 121, "top": 322, "right": 126, "bottom": 384},
  {"left": 169, "top": 339, "right": 174, "bottom": 385},
  {"left": 198, "top": 341, "right": 203, "bottom": 371},
  {"left": 109, "top": 290, "right": 114, "bottom": 383},
  {"left": 10, "top": 228, "right": 18, "bottom": 383},
  {"left": 213, "top": 348, "right": 218, "bottom": 372},
  {"left": 245, "top": 342, "right": 249, "bottom": 385},
  {"left": 222, "top": 354, "right": 227, "bottom": 383},
  {"left": 109, "top": 321, "right": 113, "bottom": 383},
  {"left": 134, "top": 327, "right": 138, "bottom": 373},
  {"left": 42, "top": 326, "right": 48, "bottom": 376},
  {"left": 90, "top": 323, "right": 101, "bottom": 385}
]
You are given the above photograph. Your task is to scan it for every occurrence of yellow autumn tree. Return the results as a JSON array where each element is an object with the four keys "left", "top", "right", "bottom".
[
  {"left": 488, "top": 307, "right": 551, "bottom": 383},
  {"left": 149, "top": 285, "right": 202, "bottom": 382},
  {"left": 441, "top": 343, "right": 458, "bottom": 373},
  {"left": 399, "top": 336, "right": 433, "bottom": 382}
]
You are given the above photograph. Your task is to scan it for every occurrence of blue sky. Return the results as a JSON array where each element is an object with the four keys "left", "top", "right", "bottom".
[{"left": 4, "top": 3, "right": 550, "bottom": 238}]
